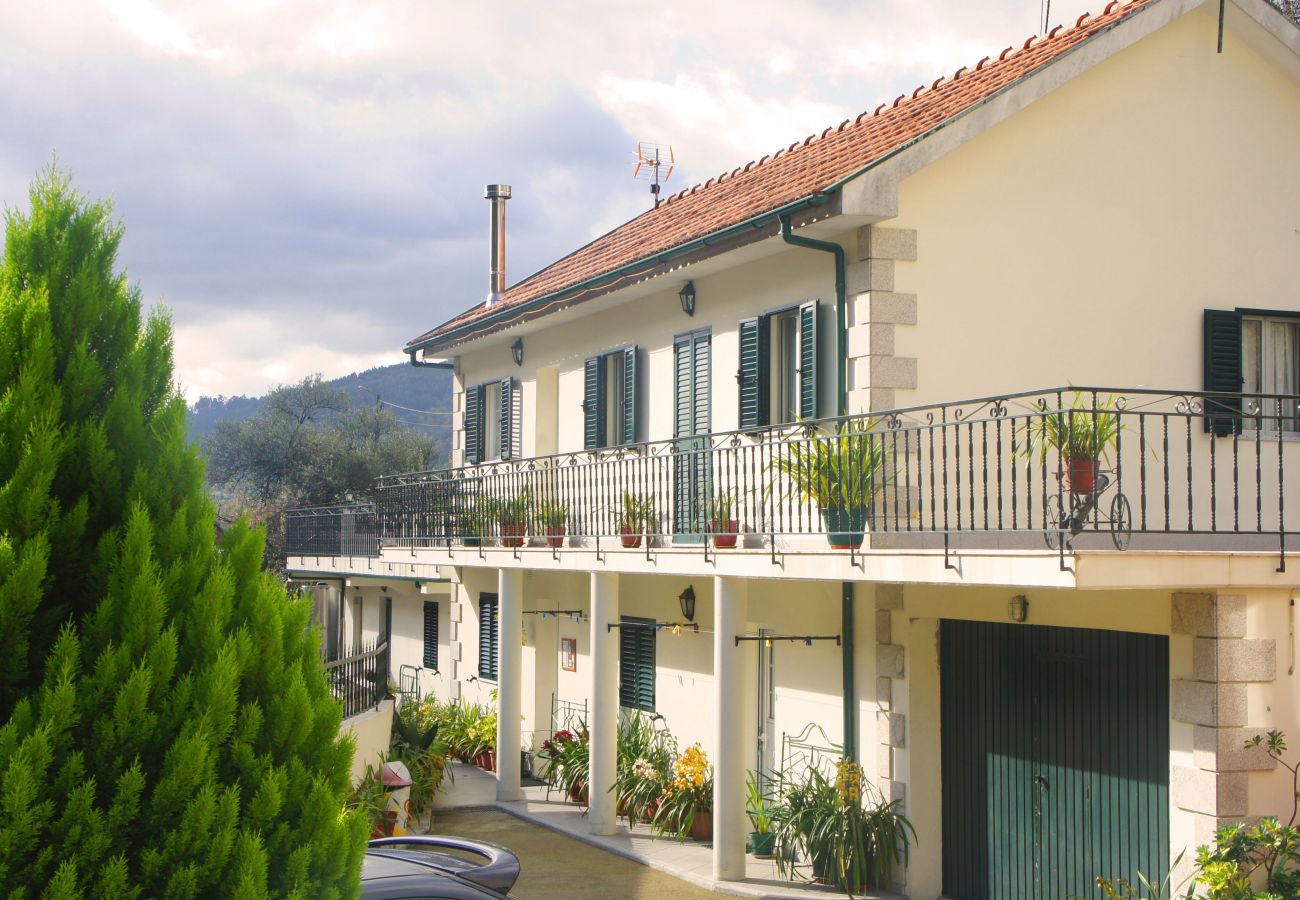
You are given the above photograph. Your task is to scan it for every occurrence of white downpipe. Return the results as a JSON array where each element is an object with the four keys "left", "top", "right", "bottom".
[
  {"left": 713, "top": 575, "right": 748, "bottom": 881},
  {"left": 496, "top": 568, "right": 523, "bottom": 802},
  {"left": 589, "top": 572, "right": 620, "bottom": 835}
]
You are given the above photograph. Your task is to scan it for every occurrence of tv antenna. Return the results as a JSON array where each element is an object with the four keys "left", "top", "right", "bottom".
[{"left": 633, "top": 142, "right": 675, "bottom": 208}]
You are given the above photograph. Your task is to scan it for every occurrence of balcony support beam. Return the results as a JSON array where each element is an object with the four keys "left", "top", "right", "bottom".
[
  {"left": 588, "top": 572, "right": 620, "bottom": 836},
  {"left": 713, "top": 575, "right": 748, "bottom": 881},
  {"left": 496, "top": 568, "right": 524, "bottom": 802}
]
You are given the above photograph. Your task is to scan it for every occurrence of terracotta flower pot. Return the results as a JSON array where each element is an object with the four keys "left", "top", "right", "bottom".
[
  {"left": 619, "top": 529, "right": 642, "bottom": 549},
  {"left": 545, "top": 526, "right": 566, "bottom": 548},
  {"left": 477, "top": 751, "right": 496, "bottom": 772},
  {"left": 690, "top": 810, "right": 713, "bottom": 842},
  {"left": 500, "top": 522, "right": 526, "bottom": 548},
  {"left": 710, "top": 519, "right": 739, "bottom": 549},
  {"left": 1067, "top": 457, "right": 1100, "bottom": 494}
]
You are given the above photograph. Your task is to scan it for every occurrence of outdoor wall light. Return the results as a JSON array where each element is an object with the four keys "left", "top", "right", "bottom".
[
  {"left": 678, "top": 281, "right": 696, "bottom": 317},
  {"left": 1009, "top": 594, "right": 1029, "bottom": 623},
  {"left": 678, "top": 585, "right": 696, "bottom": 622},
  {"left": 510, "top": 337, "right": 524, "bottom": 367}
]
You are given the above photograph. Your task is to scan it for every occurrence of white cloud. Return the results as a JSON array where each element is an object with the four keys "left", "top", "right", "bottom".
[{"left": 6, "top": 0, "right": 1121, "bottom": 399}]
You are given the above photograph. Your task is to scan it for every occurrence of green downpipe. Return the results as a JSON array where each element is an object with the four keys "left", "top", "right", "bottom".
[{"left": 779, "top": 213, "right": 856, "bottom": 762}]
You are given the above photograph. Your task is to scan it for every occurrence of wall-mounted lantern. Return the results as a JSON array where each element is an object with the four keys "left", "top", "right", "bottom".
[
  {"left": 678, "top": 585, "right": 697, "bottom": 622},
  {"left": 678, "top": 281, "right": 696, "bottom": 317},
  {"left": 1008, "top": 594, "right": 1029, "bottom": 623},
  {"left": 511, "top": 337, "right": 524, "bottom": 367}
]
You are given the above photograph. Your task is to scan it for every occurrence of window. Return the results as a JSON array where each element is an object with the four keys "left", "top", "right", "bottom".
[
  {"left": 423, "top": 601, "right": 439, "bottom": 669},
  {"left": 1204, "top": 309, "right": 1299, "bottom": 435},
  {"left": 738, "top": 301, "right": 818, "bottom": 429},
  {"left": 464, "top": 377, "right": 517, "bottom": 463},
  {"left": 618, "top": 616, "right": 656, "bottom": 711},
  {"left": 583, "top": 347, "right": 640, "bottom": 449},
  {"left": 477, "top": 594, "right": 499, "bottom": 681},
  {"left": 1243, "top": 316, "right": 1299, "bottom": 432}
]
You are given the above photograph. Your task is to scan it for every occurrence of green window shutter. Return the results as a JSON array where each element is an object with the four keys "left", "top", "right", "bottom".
[
  {"left": 464, "top": 384, "right": 484, "bottom": 465},
  {"left": 674, "top": 335, "right": 692, "bottom": 438},
  {"left": 423, "top": 601, "right": 439, "bottom": 669},
  {"left": 737, "top": 316, "right": 769, "bottom": 429},
  {"left": 583, "top": 356, "right": 608, "bottom": 449},
  {"left": 618, "top": 616, "right": 656, "bottom": 711},
  {"left": 692, "top": 332, "right": 711, "bottom": 436},
  {"left": 622, "top": 346, "right": 639, "bottom": 444},
  {"left": 799, "top": 300, "right": 819, "bottom": 421},
  {"left": 478, "top": 594, "right": 499, "bottom": 681},
  {"left": 1203, "top": 309, "right": 1243, "bottom": 435},
  {"left": 499, "top": 377, "right": 515, "bottom": 460}
]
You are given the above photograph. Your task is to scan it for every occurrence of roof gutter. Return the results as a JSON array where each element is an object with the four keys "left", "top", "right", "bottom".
[
  {"left": 408, "top": 349, "right": 455, "bottom": 370},
  {"left": 407, "top": 193, "right": 832, "bottom": 355}
]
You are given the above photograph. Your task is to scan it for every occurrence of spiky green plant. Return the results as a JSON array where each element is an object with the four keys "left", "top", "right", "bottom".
[{"left": 768, "top": 420, "right": 887, "bottom": 510}]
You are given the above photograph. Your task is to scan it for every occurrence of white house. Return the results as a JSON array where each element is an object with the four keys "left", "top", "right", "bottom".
[{"left": 288, "top": 1, "right": 1300, "bottom": 896}]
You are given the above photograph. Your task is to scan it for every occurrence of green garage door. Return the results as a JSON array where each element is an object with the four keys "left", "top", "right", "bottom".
[{"left": 941, "top": 620, "right": 1169, "bottom": 900}]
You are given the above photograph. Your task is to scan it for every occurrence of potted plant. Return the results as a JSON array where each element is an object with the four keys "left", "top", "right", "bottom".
[
  {"left": 769, "top": 421, "right": 886, "bottom": 550},
  {"left": 746, "top": 772, "right": 777, "bottom": 858},
  {"left": 618, "top": 491, "right": 656, "bottom": 549},
  {"left": 708, "top": 491, "right": 740, "bottom": 549},
  {"left": 537, "top": 501, "right": 568, "bottom": 548},
  {"left": 496, "top": 487, "right": 533, "bottom": 548},
  {"left": 613, "top": 713, "right": 678, "bottom": 825},
  {"left": 461, "top": 496, "right": 497, "bottom": 548},
  {"left": 348, "top": 764, "right": 395, "bottom": 839},
  {"left": 652, "top": 744, "right": 713, "bottom": 842},
  {"left": 1021, "top": 391, "right": 1121, "bottom": 494},
  {"left": 771, "top": 761, "right": 915, "bottom": 892},
  {"left": 542, "top": 728, "right": 590, "bottom": 804}
]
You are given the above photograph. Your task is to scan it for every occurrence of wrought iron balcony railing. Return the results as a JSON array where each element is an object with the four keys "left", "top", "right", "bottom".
[
  {"left": 291, "top": 388, "right": 1299, "bottom": 570},
  {"left": 284, "top": 503, "right": 379, "bottom": 558}
]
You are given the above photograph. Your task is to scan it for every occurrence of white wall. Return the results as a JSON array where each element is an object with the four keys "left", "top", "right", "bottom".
[{"left": 886, "top": 6, "right": 1300, "bottom": 406}]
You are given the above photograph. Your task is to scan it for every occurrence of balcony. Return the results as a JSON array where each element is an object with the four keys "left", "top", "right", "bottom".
[{"left": 284, "top": 387, "right": 1298, "bottom": 570}]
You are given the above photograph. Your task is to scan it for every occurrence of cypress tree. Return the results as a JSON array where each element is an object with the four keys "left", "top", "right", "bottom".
[{"left": 0, "top": 168, "right": 367, "bottom": 895}]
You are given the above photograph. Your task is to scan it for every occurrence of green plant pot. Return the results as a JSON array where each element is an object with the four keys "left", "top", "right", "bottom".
[
  {"left": 749, "top": 831, "right": 776, "bottom": 857},
  {"left": 820, "top": 506, "right": 868, "bottom": 550},
  {"left": 463, "top": 535, "right": 483, "bottom": 547}
]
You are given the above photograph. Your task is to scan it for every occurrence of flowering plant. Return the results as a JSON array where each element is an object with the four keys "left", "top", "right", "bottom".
[
  {"left": 612, "top": 713, "right": 677, "bottom": 825},
  {"left": 652, "top": 744, "right": 714, "bottom": 841},
  {"left": 770, "top": 760, "right": 914, "bottom": 892},
  {"left": 543, "top": 726, "right": 589, "bottom": 801}
]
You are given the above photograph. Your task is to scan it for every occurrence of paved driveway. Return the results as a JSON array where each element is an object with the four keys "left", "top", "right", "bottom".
[{"left": 431, "top": 807, "right": 718, "bottom": 900}]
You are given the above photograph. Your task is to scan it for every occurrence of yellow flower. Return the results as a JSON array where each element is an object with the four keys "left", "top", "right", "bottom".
[{"left": 834, "top": 759, "right": 864, "bottom": 806}]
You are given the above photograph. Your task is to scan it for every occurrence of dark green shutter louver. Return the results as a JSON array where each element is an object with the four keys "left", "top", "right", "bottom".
[
  {"left": 583, "top": 356, "right": 607, "bottom": 449},
  {"left": 622, "top": 346, "right": 638, "bottom": 444},
  {"left": 1204, "top": 309, "right": 1243, "bottom": 435},
  {"left": 738, "top": 316, "right": 769, "bottom": 429},
  {"left": 692, "top": 332, "right": 711, "bottom": 435},
  {"left": 423, "top": 601, "right": 439, "bottom": 669},
  {"left": 464, "top": 384, "right": 484, "bottom": 464},
  {"left": 499, "top": 377, "right": 515, "bottom": 459},
  {"left": 674, "top": 335, "right": 692, "bottom": 439},
  {"left": 478, "top": 594, "right": 499, "bottom": 680},
  {"left": 618, "top": 616, "right": 656, "bottom": 711},
  {"left": 799, "top": 300, "right": 819, "bottom": 421}
]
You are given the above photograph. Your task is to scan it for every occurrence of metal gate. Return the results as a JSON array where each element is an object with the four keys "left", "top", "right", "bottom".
[{"left": 940, "top": 620, "right": 1169, "bottom": 900}]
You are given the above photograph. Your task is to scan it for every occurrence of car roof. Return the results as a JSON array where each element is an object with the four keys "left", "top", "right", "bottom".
[{"left": 362, "top": 849, "right": 506, "bottom": 900}]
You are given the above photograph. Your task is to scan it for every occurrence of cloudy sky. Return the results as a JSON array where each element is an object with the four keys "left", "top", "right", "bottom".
[{"left": 1, "top": 0, "right": 1099, "bottom": 401}]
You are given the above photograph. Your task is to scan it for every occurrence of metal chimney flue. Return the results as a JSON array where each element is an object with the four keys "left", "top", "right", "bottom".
[{"left": 484, "top": 183, "right": 511, "bottom": 307}]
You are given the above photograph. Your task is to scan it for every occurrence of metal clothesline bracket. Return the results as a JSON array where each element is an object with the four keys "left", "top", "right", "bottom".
[
  {"left": 734, "top": 633, "right": 841, "bottom": 647},
  {"left": 523, "top": 609, "right": 585, "bottom": 620},
  {"left": 607, "top": 620, "right": 700, "bottom": 634}
]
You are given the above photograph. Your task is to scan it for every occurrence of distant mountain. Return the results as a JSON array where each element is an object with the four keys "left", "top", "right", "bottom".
[{"left": 187, "top": 362, "right": 453, "bottom": 442}]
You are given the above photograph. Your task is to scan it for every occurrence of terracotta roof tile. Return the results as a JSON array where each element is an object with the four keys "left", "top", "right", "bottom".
[{"left": 410, "top": 0, "right": 1157, "bottom": 351}]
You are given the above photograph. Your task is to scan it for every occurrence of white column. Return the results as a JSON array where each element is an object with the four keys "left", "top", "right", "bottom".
[
  {"left": 713, "top": 576, "right": 748, "bottom": 881},
  {"left": 588, "top": 572, "right": 620, "bottom": 835},
  {"left": 496, "top": 568, "right": 523, "bottom": 802}
]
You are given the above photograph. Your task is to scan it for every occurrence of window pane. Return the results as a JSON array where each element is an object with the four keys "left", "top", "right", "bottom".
[
  {"left": 483, "top": 382, "right": 502, "bottom": 460},
  {"left": 606, "top": 352, "right": 626, "bottom": 445},
  {"left": 770, "top": 311, "right": 799, "bottom": 425}
]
